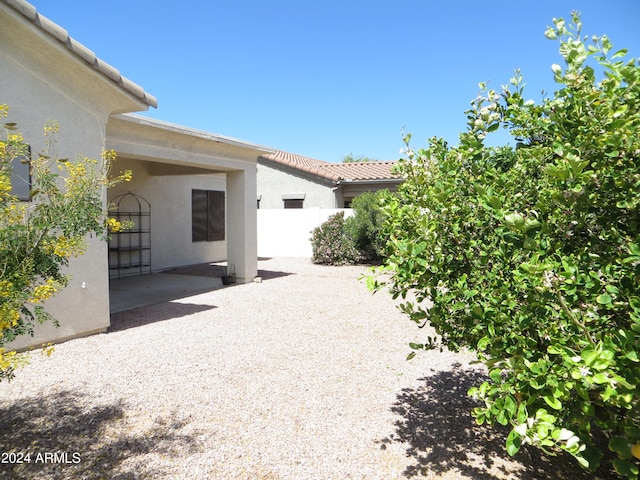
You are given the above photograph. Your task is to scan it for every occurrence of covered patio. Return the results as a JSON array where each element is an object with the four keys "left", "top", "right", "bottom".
[{"left": 106, "top": 114, "right": 273, "bottom": 297}]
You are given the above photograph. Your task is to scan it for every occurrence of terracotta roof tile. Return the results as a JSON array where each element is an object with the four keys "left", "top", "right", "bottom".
[
  {"left": 260, "top": 150, "right": 402, "bottom": 183},
  {"left": 2, "top": 0, "right": 158, "bottom": 109},
  {"left": 320, "top": 161, "right": 400, "bottom": 181}
]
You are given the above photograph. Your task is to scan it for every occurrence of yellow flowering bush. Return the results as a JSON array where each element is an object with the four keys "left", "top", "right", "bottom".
[{"left": 0, "top": 102, "right": 131, "bottom": 381}]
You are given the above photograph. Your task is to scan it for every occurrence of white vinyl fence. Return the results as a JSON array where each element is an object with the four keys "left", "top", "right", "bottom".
[{"left": 257, "top": 208, "right": 354, "bottom": 258}]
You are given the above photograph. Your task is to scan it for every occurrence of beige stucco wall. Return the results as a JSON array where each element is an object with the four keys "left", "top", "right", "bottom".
[
  {"left": 1, "top": 4, "right": 150, "bottom": 349},
  {"left": 108, "top": 159, "right": 227, "bottom": 272},
  {"left": 257, "top": 163, "right": 337, "bottom": 208}
]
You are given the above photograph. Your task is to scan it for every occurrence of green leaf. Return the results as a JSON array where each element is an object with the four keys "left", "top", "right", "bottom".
[
  {"left": 612, "top": 48, "right": 628, "bottom": 59},
  {"left": 552, "top": 141, "right": 564, "bottom": 156},
  {"left": 504, "top": 212, "right": 525, "bottom": 231},
  {"left": 625, "top": 351, "right": 639, "bottom": 362},
  {"left": 489, "top": 369, "right": 503, "bottom": 383},
  {"left": 477, "top": 336, "right": 491, "bottom": 351},
  {"left": 504, "top": 394, "right": 517, "bottom": 418},
  {"left": 488, "top": 195, "right": 502, "bottom": 209},
  {"left": 506, "top": 430, "right": 522, "bottom": 456},
  {"left": 609, "top": 437, "right": 631, "bottom": 459},
  {"left": 596, "top": 294, "right": 612, "bottom": 305},
  {"left": 543, "top": 395, "right": 562, "bottom": 410},
  {"left": 592, "top": 373, "right": 609, "bottom": 384},
  {"left": 613, "top": 459, "right": 638, "bottom": 477},
  {"left": 605, "top": 285, "right": 619, "bottom": 295}
]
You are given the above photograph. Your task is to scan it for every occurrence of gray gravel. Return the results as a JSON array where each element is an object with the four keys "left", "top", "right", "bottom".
[{"left": 0, "top": 258, "right": 617, "bottom": 479}]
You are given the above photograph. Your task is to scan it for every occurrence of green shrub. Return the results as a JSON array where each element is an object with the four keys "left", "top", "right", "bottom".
[
  {"left": 311, "top": 212, "right": 361, "bottom": 265},
  {"left": 344, "top": 190, "right": 390, "bottom": 264},
  {"left": 369, "top": 13, "right": 640, "bottom": 478}
]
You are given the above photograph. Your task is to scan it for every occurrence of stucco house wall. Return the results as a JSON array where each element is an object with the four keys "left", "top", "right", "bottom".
[
  {"left": 1, "top": 1, "right": 155, "bottom": 349},
  {"left": 257, "top": 163, "right": 336, "bottom": 209}
]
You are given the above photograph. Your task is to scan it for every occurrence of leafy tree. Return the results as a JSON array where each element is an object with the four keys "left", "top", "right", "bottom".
[
  {"left": 369, "top": 13, "right": 640, "bottom": 478},
  {"left": 341, "top": 153, "right": 381, "bottom": 163},
  {"left": 0, "top": 103, "right": 130, "bottom": 381}
]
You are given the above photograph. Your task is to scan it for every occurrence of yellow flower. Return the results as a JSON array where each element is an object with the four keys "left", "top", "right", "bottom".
[
  {"left": 41, "top": 343, "right": 55, "bottom": 357},
  {"left": 102, "top": 149, "right": 117, "bottom": 162},
  {"left": 106, "top": 217, "right": 123, "bottom": 233},
  {"left": 7, "top": 132, "right": 23, "bottom": 144},
  {"left": 0, "top": 348, "right": 17, "bottom": 372},
  {"left": 45, "top": 236, "right": 86, "bottom": 258},
  {"left": 0, "top": 280, "right": 13, "bottom": 297},
  {"left": 43, "top": 120, "right": 59, "bottom": 136},
  {"left": 0, "top": 304, "right": 20, "bottom": 330},
  {"left": 28, "top": 278, "right": 61, "bottom": 304}
]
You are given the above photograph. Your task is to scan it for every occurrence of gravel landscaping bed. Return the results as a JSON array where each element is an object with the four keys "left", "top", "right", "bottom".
[{"left": 0, "top": 258, "right": 617, "bottom": 479}]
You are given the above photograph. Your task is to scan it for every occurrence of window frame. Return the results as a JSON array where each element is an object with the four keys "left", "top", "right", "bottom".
[{"left": 192, "top": 189, "right": 225, "bottom": 242}]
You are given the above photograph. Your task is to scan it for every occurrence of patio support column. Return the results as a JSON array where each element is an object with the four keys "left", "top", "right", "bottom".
[{"left": 226, "top": 167, "right": 257, "bottom": 283}]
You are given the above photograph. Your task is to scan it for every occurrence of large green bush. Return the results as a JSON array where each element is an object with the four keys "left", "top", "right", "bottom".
[
  {"left": 344, "top": 190, "right": 390, "bottom": 263},
  {"left": 310, "top": 211, "right": 361, "bottom": 265},
  {"left": 311, "top": 190, "right": 390, "bottom": 265},
  {"left": 370, "top": 13, "right": 640, "bottom": 478}
]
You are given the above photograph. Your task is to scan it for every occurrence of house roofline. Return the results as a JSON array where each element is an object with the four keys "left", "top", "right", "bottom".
[
  {"left": 2, "top": 0, "right": 158, "bottom": 109},
  {"left": 258, "top": 153, "right": 341, "bottom": 183},
  {"left": 115, "top": 114, "right": 276, "bottom": 154},
  {"left": 340, "top": 177, "right": 404, "bottom": 185}
]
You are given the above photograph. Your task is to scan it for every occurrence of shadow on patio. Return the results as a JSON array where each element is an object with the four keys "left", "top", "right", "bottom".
[{"left": 109, "top": 301, "right": 217, "bottom": 332}]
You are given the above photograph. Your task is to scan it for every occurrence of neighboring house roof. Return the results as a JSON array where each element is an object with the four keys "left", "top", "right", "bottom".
[
  {"left": 2, "top": 0, "right": 158, "bottom": 109},
  {"left": 260, "top": 150, "right": 402, "bottom": 184}
]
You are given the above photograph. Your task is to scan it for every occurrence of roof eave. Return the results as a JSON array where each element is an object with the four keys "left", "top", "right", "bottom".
[
  {"left": 114, "top": 114, "right": 276, "bottom": 154},
  {"left": 2, "top": 0, "right": 157, "bottom": 109}
]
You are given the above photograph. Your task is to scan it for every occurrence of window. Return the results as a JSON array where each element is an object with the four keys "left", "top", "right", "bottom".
[
  {"left": 283, "top": 199, "right": 303, "bottom": 209},
  {"left": 10, "top": 145, "right": 31, "bottom": 201},
  {"left": 282, "top": 193, "right": 305, "bottom": 209},
  {"left": 192, "top": 189, "right": 225, "bottom": 242}
]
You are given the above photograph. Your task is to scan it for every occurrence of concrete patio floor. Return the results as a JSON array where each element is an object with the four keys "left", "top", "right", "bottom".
[{"left": 109, "top": 273, "right": 225, "bottom": 314}]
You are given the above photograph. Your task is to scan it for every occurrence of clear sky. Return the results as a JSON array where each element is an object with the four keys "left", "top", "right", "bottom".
[{"left": 29, "top": 1, "right": 640, "bottom": 163}]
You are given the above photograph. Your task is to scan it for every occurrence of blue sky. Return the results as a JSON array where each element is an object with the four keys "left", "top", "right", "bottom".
[{"left": 30, "top": 1, "right": 640, "bottom": 163}]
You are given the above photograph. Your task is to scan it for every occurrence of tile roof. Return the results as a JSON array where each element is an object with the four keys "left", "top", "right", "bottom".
[
  {"left": 260, "top": 150, "right": 402, "bottom": 183},
  {"left": 2, "top": 0, "right": 158, "bottom": 108}
]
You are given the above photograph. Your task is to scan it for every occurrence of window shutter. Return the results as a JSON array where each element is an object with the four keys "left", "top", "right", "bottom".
[
  {"left": 192, "top": 190, "right": 208, "bottom": 242},
  {"left": 192, "top": 189, "right": 225, "bottom": 242},
  {"left": 207, "top": 190, "right": 225, "bottom": 241}
]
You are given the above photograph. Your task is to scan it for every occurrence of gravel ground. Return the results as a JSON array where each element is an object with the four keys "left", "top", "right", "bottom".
[{"left": 0, "top": 258, "right": 618, "bottom": 479}]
